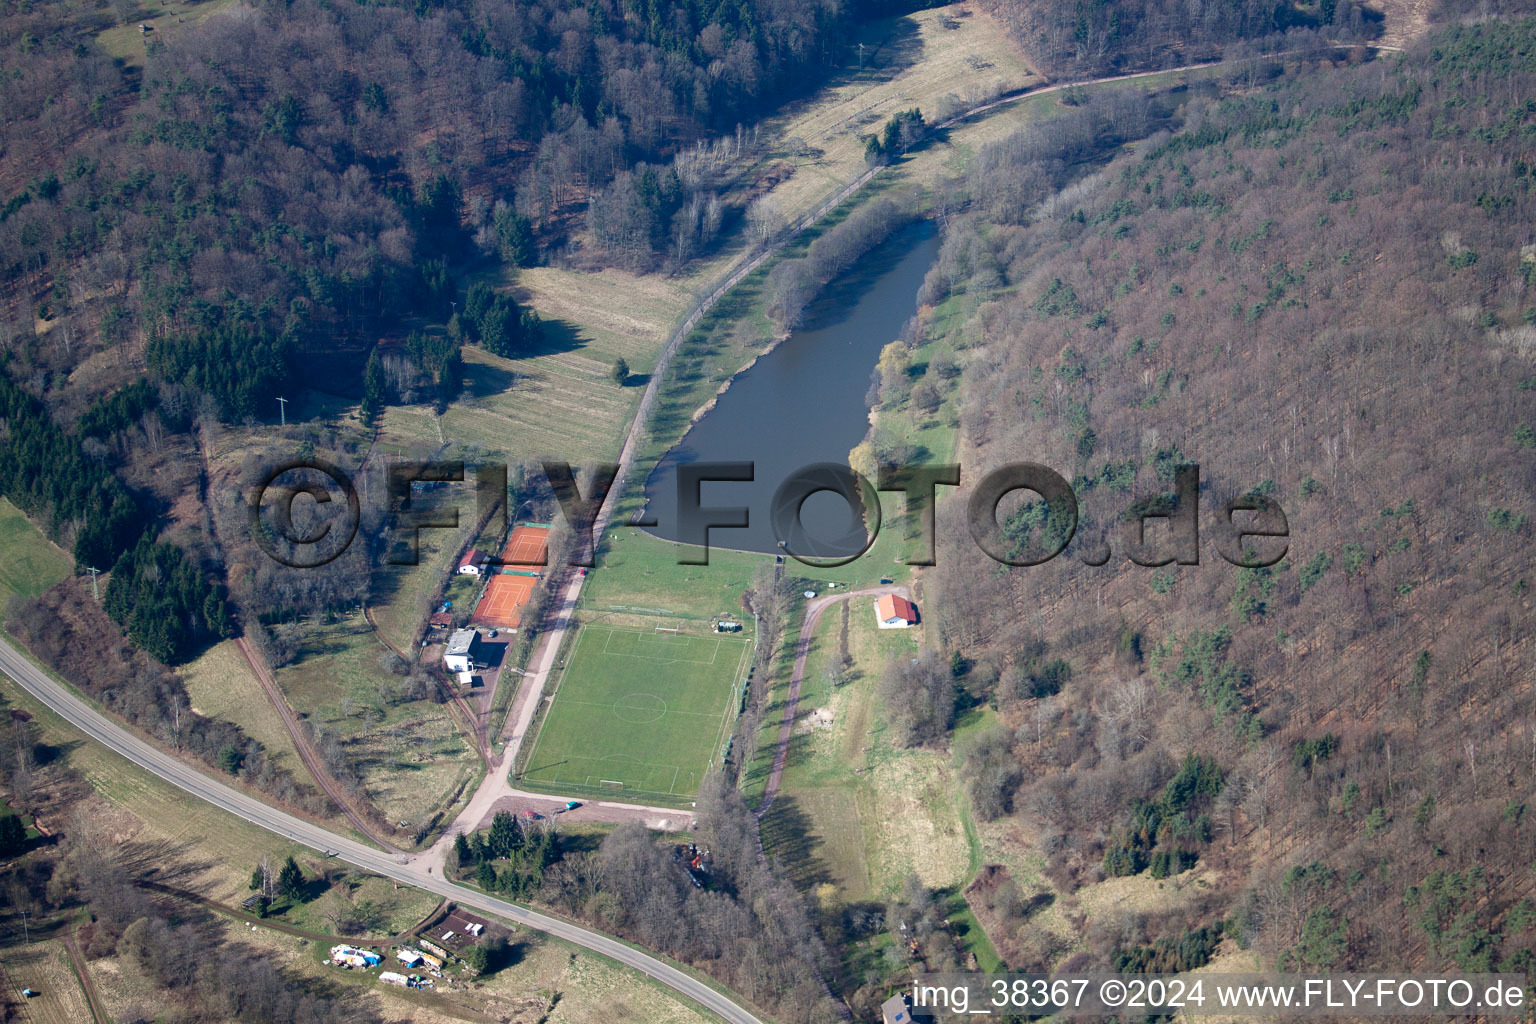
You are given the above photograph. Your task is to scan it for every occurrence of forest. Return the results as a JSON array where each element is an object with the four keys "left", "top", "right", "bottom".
[
  {"left": 436, "top": 773, "right": 838, "bottom": 1023},
  {"left": 862, "top": 16, "right": 1536, "bottom": 979},
  {"left": 103, "top": 534, "right": 233, "bottom": 664},
  {"left": 538, "top": 776, "right": 839, "bottom": 1024},
  {"left": 0, "top": 354, "right": 235, "bottom": 665},
  {"left": 0, "top": 0, "right": 880, "bottom": 416},
  {"left": 5, "top": 0, "right": 1536, "bottom": 1011},
  {"left": 977, "top": 0, "right": 1366, "bottom": 77},
  {"left": 0, "top": 371, "right": 146, "bottom": 568}
]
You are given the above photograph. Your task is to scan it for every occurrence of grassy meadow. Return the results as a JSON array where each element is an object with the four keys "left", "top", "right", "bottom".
[
  {"left": 0, "top": 499, "right": 73, "bottom": 619},
  {"left": 275, "top": 614, "right": 480, "bottom": 831}
]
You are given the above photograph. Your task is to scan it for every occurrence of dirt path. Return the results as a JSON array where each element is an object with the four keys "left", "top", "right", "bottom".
[
  {"left": 61, "top": 930, "right": 106, "bottom": 1024},
  {"left": 356, "top": 422, "right": 497, "bottom": 765},
  {"left": 194, "top": 420, "right": 401, "bottom": 852},
  {"left": 756, "top": 585, "right": 912, "bottom": 817},
  {"left": 134, "top": 879, "right": 399, "bottom": 944},
  {"left": 363, "top": 605, "right": 488, "bottom": 763},
  {"left": 404, "top": 584, "right": 575, "bottom": 870},
  {"left": 401, "top": 57, "right": 1233, "bottom": 869},
  {"left": 233, "top": 636, "right": 402, "bottom": 852},
  {"left": 466, "top": 790, "right": 693, "bottom": 832},
  {"left": 1, "top": 635, "right": 768, "bottom": 1024}
]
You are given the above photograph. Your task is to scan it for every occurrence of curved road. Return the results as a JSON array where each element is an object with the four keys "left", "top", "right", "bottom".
[{"left": 0, "top": 636, "right": 764, "bottom": 1024}]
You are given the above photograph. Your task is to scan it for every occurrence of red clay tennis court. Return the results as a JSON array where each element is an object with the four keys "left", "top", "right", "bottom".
[
  {"left": 501, "top": 524, "right": 549, "bottom": 566},
  {"left": 474, "top": 572, "right": 538, "bottom": 628},
  {"left": 471, "top": 525, "right": 550, "bottom": 628}
]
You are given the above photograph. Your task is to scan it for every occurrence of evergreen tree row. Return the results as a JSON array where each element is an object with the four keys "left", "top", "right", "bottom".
[
  {"left": 456, "top": 281, "right": 542, "bottom": 359},
  {"left": 103, "top": 534, "right": 234, "bottom": 665},
  {"left": 455, "top": 810, "right": 560, "bottom": 900},
  {"left": 146, "top": 321, "right": 296, "bottom": 422},
  {"left": 405, "top": 331, "right": 464, "bottom": 411},
  {"left": 0, "top": 372, "right": 145, "bottom": 568},
  {"left": 77, "top": 379, "right": 161, "bottom": 439},
  {"left": 863, "top": 108, "right": 926, "bottom": 165}
]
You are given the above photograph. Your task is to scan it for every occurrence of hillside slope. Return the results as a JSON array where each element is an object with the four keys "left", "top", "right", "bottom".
[{"left": 915, "top": 20, "right": 1536, "bottom": 973}]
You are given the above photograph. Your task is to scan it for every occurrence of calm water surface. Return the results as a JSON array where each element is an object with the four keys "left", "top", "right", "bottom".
[{"left": 641, "top": 220, "right": 939, "bottom": 557}]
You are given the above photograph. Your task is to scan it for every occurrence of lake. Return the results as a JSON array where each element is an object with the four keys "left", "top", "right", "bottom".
[{"left": 641, "top": 219, "right": 939, "bottom": 558}]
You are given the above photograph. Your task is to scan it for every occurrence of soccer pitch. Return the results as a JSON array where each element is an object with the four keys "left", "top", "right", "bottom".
[{"left": 519, "top": 625, "right": 752, "bottom": 802}]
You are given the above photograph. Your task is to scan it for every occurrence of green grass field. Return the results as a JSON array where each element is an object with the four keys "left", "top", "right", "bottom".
[
  {"left": 521, "top": 625, "right": 751, "bottom": 802},
  {"left": 0, "top": 498, "right": 73, "bottom": 616},
  {"left": 182, "top": 639, "right": 305, "bottom": 779},
  {"left": 581, "top": 531, "right": 765, "bottom": 623}
]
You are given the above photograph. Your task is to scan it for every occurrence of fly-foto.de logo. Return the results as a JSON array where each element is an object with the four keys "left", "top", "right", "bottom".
[{"left": 249, "top": 460, "right": 1288, "bottom": 570}]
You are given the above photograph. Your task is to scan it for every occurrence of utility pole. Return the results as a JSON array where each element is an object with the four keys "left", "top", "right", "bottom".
[
  {"left": 276, "top": 395, "right": 287, "bottom": 427},
  {"left": 86, "top": 566, "right": 100, "bottom": 602},
  {"left": 20, "top": 909, "right": 28, "bottom": 944},
  {"left": 857, "top": 42, "right": 866, "bottom": 69}
]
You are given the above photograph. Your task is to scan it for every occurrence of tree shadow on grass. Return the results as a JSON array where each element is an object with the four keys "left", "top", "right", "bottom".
[
  {"left": 30, "top": 738, "right": 78, "bottom": 769},
  {"left": 782, "top": 14, "right": 924, "bottom": 117},
  {"left": 740, "top": 730, "right": 814, "bottom": 791},
  {"left": 120, "top": 837, "right": 226, "bottom": 891},
  {"left": 462, "top": 359, "right": 519, "bottom": 399},
  {"left": 758, "top": 793, "right": 833, "bottom": 891},
  {"left": 524, "top": 317, "right": 585, "bottom": 358},
  {"left": 293, "top": 622, "right": 375, "bottom": 665}
]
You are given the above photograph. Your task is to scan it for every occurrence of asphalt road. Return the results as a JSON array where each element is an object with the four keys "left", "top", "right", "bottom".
[{"left": 0, "top": 635, "right": 763, "bottom": 1024}]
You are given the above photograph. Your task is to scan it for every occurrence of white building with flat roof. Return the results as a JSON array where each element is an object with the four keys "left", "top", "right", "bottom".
[{"left": 444, "top": 629, "right": 479, "bottom": 673}]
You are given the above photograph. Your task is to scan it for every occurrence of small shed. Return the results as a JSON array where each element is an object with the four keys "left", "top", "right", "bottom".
[
  {"left": 379, "top": 971, "right": 409, "bottom": 987},
  {"left": 882, "top": 994, "right": 913, "bottom": 1024},
  {"left": 457, "top": 549, "right": 486, "bottom": 575}
]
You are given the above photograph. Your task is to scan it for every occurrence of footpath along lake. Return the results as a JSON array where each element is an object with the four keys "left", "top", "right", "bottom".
[{"left": 642, "top": 219, "right": 939, "bottom": 557}]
